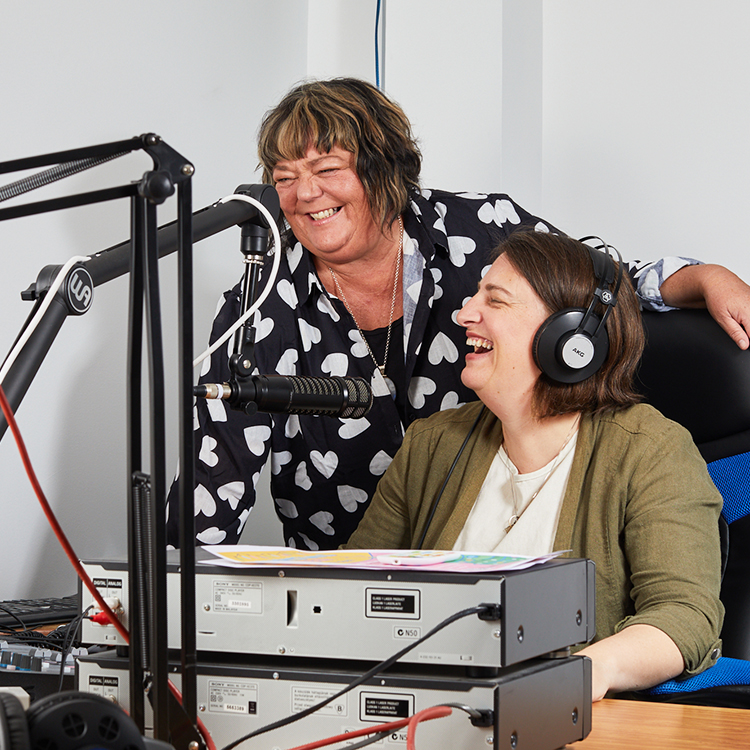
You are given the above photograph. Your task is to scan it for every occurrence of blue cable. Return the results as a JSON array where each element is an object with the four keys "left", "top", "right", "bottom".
[{"left": 375, "top": 0, "right": 382, "bottom": 89}]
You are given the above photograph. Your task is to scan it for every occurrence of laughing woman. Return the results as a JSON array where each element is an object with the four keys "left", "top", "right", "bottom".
[{"left": 345, "top": 230, "right": 724, "bottom": 701}]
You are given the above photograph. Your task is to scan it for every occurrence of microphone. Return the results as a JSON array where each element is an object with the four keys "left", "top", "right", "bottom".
[{"left": 194, "top": 374, "right": 373, "bottom": 419}]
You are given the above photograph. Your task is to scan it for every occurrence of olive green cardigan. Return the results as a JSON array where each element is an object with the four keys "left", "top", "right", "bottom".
[{"left": 346, "top": 401, "right": 724, "bottom": 676}]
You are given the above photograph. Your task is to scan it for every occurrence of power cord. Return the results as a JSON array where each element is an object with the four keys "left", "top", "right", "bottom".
[{"left": 220, "top": 604, "right": 497, "bottom": 750}]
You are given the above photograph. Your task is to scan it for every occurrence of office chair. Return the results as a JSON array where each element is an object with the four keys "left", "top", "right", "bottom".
[{"left": 635, "top": 308, "right": 750, "bottom": 707}]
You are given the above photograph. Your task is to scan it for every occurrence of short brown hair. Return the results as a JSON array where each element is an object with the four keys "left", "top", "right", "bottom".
[
  {"left": 257, "top": 78, "right": 421, "bottom": 231},
  {"left": 494, "top": 231, "right": 645, "bottom": 418}
]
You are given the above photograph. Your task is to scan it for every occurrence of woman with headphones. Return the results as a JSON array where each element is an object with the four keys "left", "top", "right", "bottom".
[{"left": 345, "top": 230, "right": 724, "bottom": 701}]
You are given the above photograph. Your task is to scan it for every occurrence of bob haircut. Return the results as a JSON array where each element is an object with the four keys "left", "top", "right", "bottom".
[
  {"left": 257, "top": 78, "right": 421, "bottom": 231},
  {"left": 493, "top": 231, "right": 645, "bottom": 418}
]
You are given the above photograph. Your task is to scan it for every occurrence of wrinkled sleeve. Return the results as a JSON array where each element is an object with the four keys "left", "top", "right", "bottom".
[
  {"left": 617, "top": 420, "right": 724, "bottom": 674},
  {"left": 166, "top": 290, "right": 272, "bottom": 548},
  {"left": 629, "top": 257, "right": 703, "bottom": 311}
]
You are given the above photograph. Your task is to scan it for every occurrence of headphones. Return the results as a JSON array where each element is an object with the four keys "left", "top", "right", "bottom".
[
  {"left": 532, "top": 236, "right": 623, "bottom": 384},
  {"left": 0, "top": 691, "right": 150, "bottom": 750}
]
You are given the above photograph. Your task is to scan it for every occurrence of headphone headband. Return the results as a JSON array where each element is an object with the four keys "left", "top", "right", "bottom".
[{"left": 576, "top": 236, "right": 623, "bottom": 343}]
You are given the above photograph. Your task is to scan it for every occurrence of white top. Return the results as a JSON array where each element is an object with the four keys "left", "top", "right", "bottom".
[{"left": 452, "top": 432, "right": 578, "bottom": 555}]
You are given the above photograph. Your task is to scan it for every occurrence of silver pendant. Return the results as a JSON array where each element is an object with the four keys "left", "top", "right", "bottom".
[
  {"left": 505, "top": 514, "right": 519, "bottom": 534},
  {"left": 383, "top": 374, "right": 397, "bottom": 399},
  {"left": 379, "top": 366, "right": 397, "bottom": 399}
]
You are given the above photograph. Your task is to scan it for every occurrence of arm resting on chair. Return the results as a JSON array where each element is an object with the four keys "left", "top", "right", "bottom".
[{"left": 660, "top": 264, "right": 750, "bottom": 350}]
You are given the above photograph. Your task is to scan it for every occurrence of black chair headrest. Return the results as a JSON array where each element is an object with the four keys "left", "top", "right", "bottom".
[{"left": 637, "top": 309, "right": 750, "bottom": 463}]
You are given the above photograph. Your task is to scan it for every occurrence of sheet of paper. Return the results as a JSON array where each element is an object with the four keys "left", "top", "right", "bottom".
[{"left": 198, "top": 545, "right": 564, "bottom": 573}]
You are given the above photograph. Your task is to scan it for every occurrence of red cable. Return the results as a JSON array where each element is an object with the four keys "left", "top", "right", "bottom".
[
  {"left": 0, "top": 384, "right": 217, "bottom": 750},
  {"left": 286, "top": 705, "right": 453, "bottom": 750},
  {"left": 285, "top": 717, "right": 411, "bottom": 750},
  {"left": 406, "top": 706, "right": 453, "bottom": 750},
  {"left": 0, "top": 385, "right": 129, "bottom": 642}
]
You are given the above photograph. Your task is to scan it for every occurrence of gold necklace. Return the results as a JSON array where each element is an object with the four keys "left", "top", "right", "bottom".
[
  {"left": 503, "top": 415, "right": 581, "bottom": 534},
  {"left": 327, "top": 216, "right": 403, "bottom": 398}
]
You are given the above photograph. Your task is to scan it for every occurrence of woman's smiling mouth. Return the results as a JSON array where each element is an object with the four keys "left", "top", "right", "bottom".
[{"left": 309, "top": 207, "right": 341, "bottom": 220}]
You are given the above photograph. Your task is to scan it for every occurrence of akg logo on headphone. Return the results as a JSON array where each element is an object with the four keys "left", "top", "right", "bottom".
[{"left": 601, "top": 290, "right": 613, "bottom": 305}]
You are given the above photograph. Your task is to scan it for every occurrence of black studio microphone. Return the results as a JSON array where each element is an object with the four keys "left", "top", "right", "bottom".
[{"left": 194, "top": 374, "right": 373, "bottom": 419}]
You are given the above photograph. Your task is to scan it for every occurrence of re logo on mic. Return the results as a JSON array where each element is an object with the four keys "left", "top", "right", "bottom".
[{"left": 65, "top": 267, "right": 94, "bottom": 315}]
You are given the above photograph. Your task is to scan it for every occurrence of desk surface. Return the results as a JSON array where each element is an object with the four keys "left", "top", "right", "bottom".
[{"left": 567, "top": 698, "right": 750, "bottom": 749}]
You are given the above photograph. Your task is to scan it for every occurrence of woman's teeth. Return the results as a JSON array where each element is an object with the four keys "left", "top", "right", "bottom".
[
  {"left": 310, "top": 207, "right": 340, "bottom": 220},
  {"left": 467, "top": 337, "right": 494, "bottom": 353}
]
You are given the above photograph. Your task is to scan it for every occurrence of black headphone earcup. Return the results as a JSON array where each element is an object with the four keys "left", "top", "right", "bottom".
[
  {"left": 0, "top": 693, "right": 31, "bottom": 750},
  {"left": 26, "top": 691, "right": 144, "bottom": 750},
  {"left": 533, "top": 309, "right": 609, "bottom": 384}
]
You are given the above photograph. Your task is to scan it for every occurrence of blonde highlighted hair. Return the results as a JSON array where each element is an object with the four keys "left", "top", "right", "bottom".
[{"left": 257, "top": 78, "right": 421, "bottom": 231}]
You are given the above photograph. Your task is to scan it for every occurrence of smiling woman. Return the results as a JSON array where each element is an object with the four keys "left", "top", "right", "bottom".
[
  {"left": 345, "top": 230, "right": 724, "bottom": 702},
  {"left": 166, "top": 76, "right": 749, "bottom": 557}
]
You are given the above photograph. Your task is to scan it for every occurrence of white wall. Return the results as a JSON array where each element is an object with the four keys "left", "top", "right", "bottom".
[
  {"left": 3, "top": 0, "right": 749, "bottom": 601},
  {"left": 540, "top": 1, "right": 750, "bottom": 281},
  {"left": 0, "top": 0, "right": 307, "bottom": 600}
]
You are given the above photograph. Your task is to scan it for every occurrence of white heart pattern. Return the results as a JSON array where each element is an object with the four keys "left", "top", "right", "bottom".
[
  {"left": 217, "top": 481, "right": 244, "bottom": 510},
  {"left": 253, "top": 311, "right": 275, "bottom": 343},
  {"left": 196, "top": 527, "right": 227, "bottom": 545},
  {"left": 428, "top": 332, "right": 459, "bottom": 365},
  {"left": 310, "top": 450, "right": 339, "bottom": 479},
  {"left": 408, "top": 377, "right": 437, "bottom": 409},
  {"left": 195, "top": 484, "right": 217, "bottom": 517},
  {"left": 430, "top": 267, "right": 443, "bottom": 301},
  {"left": 276, "top": 278, "right": 298, "bottom": 309},
  {"left": 295, "top": 461, "right": 312, "bottom": 490},
  {"left": 271, "top": 450, "right": 293, "bottom": 475},
  {"left": 348, "top": 329, "right": 370, "bottom": 359},
  {"left": 321, "top": 352, "right": 349, "bottom": 377},
  {"left": 309, "top": 511, "right": 336, "bottom": 535},
  {"left": 317, "top": 294, "right": 341, "bottom": 321},
  {"left": 285, "top": 413, "right": 301, "bottom": 438},
  {"left": 440, "top": 391, "right": 462, "bottom": 411},
  {"left": 236, "top": 508, "right": 251, "bottom": 536},
  {"left": 244, "top": 425, "right": 272, "bottom": 456},
  {"left": 457, "top": 191, "right": 489, "bottom": 200},
  {"left": 447, "top": 235, "right": 476, "bottom": 267},
  {"left": 299, "top": 319, "right": 322, "bottom": 352},
  {"left": 369, "top": 450, "right": 393, "bottom": 476},
  {"left": 206, "top": 398, "right": 227, "bottom": 423},
  {"left": 276, "top": 496, "right": 299, "bottom": 519},
  {"left": 199, "top": 436, "right": 219, "bottom": 467},
  {"left": 477, "top": 199, "right": 521, "bottom": 227},
  {"left": 297, "top": 533, "right": 318, "bottom": 550},
  {"left": 337, "top": 485, "right": 369, "bottom": 512},
  {"left": 287, "top": 242, "right": 304, "bottom": 273},
  {"left": 276, "top": 348, "right": 299, "bottom": 376},
  {"left": 339, "top": 418, "right": 370, "bottom": 439}
]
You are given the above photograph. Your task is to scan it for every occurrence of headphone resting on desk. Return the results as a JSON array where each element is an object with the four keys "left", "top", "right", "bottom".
[{"left": 0, "top": 691, "right": 155, "bottom": 750}]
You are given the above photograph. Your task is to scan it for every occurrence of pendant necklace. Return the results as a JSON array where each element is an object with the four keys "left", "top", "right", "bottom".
[
  {"left": 503, "top": 415, "right": 581, "bottom": 534},
  {"left": 327, "top": 216, "right": 403, "bottom": 399}
]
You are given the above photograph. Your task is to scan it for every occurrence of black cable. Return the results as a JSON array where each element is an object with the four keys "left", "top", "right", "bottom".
[
  {"left": 415, "top": 406, "right": 486, "bottom": 549},
  {"left": 220, "top": 604, "right": 493, "bottom": 750},
  {"left": 56, "top": 606, "right": 93, "bottom": 692},
  {"left": 0, "top": 605, "right": 29, "bottom": 630},
  {"left": 344, "top": 730, "right": 392, "bottom": 750}
]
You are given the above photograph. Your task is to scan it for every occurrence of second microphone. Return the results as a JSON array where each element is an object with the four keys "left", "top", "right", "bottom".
[{"left": 194, "top": 374, "right": 373, "bottom": 419}]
